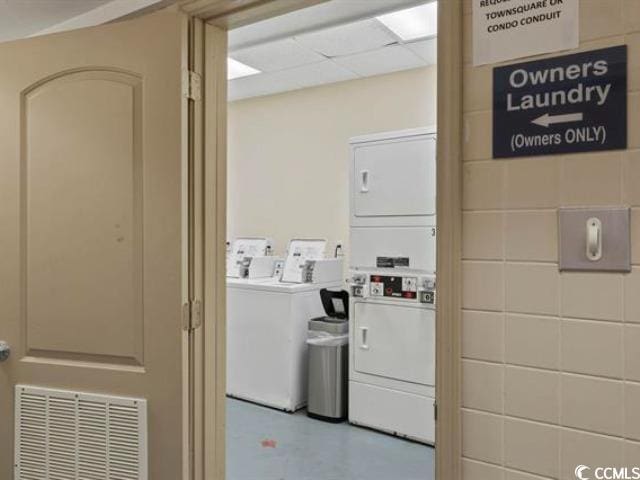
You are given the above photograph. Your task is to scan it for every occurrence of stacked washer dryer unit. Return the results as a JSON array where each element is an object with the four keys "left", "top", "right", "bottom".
[{"left": 348, "top": 127, "right": 437, "bottom": 445}]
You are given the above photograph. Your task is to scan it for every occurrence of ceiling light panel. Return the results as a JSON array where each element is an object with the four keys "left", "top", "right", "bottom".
[
  {"left": 332, "top": 45, "right": 425, "bottom": 78},
  {"left": 294, "top": 19, "right": 397, "bottom": 58},
  {"left": 232, "top": 38, "right": 325, "bottom": 73},
  {"left": 377, "top": 1, "right": 437, "bottom": 42},
  {"left": 228, "top": 58, "right": 261, "bottom": 80}
]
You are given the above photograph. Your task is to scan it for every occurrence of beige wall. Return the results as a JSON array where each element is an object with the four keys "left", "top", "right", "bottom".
[
  {"left": 461, "top": 1, "right": 640, "bottom": 479},
  {"left": 227, "top": 66, "right": 437, "bottom": 257}
]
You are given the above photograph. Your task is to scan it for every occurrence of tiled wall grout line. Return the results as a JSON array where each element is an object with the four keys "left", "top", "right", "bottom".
[
  {"left": 464, "top": 208, "right": 560, "bottom": 213},
  {"left": 462, "top": 355, "right": 636, "bottom": 386},
  {"left": 463, "top": 457, "right": 557, "bottom": 480},
  {"left": 463, "top": 406, "right": 631, "bottom": 444},
  {"left": 464, "top": 257, "right": 559, "bottom": 264},
  {"left": 463, "top": 148, "right": 640, "bottom": 164},
  {"left": 461, "top": 455, "right": 502, "bottom": 468},
  {"left": 464, "top": 307, "right": 628, "bottom": 323},
  {"left": 463, "top": 354, "right": 640, "bottom": 387}
]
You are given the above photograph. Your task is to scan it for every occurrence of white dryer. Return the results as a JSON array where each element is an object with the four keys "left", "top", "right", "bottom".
[
  {"left": 349, "top": 272, "right": 436, "bottom": 444},
  {"left": 348, "top": 127, "right": 437, "bottom": 444}
]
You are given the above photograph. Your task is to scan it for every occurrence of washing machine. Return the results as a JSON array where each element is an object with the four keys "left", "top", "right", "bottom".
[
  {"left": 226, "top": 239, "right": 344, "bottom": 411},
  {"left": 226, "top": 237, "right": 279, "bottom": 279}
]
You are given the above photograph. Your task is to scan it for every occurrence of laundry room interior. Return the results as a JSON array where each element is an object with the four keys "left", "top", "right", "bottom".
[
  {"left": 223, "top": 1, "right": 438, "bottom": 478},
  {"left": 4, "top": 0, "right": 640, "bottom": 479}
]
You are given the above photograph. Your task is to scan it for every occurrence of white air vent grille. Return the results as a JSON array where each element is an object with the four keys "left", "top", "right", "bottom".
[{"left": 15, "top": 385, "right": 147, "bottom": 480}]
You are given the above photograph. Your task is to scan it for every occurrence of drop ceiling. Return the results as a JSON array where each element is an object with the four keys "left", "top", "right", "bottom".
[{"left": 228, "top": 0, "right": 437, "bottom": 102}]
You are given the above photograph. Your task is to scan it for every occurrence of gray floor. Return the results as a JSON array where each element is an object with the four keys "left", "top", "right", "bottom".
[{"left": 227, "top": 398, "right": 435, "bottom": 480}]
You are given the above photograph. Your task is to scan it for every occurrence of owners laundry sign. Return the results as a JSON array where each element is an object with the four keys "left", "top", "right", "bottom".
[
  {"left": 473, "top": 0, "right": 578, "bottom": 66},
  {"left": 493, "top": 46, "right": 627, "bottom": 158}
]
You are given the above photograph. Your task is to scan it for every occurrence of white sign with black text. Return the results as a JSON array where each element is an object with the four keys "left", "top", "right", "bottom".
[{"left": 473, "top": 0, "right": 579, "bottom": 66}]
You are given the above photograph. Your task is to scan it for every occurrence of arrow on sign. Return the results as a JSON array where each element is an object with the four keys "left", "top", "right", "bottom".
[{"left": 531, "top": 112, "right": 584, "bottom": 128}]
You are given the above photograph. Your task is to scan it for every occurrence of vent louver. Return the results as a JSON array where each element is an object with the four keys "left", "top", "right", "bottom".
[{"left": 15, "top": 386, "right": 147, "bottom": 480}]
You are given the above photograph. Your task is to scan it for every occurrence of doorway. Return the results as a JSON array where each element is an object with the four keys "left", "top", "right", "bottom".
[{"left": 208, "top": 1, "right": 451, "bottom": 478}]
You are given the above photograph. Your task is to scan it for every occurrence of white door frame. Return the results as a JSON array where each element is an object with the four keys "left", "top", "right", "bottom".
[
  {"left": 193, "top": 1, "right": 464, "bottom": 478},
  {"left": 434, "top": 1, "right": 463, "bottom": 479}
]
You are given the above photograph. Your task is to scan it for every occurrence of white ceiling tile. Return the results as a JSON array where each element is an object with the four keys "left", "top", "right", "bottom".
[
  {"left": 283, "top": 60, "right": 358, "bottom": 89},
  {"left": 332, "top": 45, "right": 425, "bottom": 77},
  {"left": 229, "top": 60, "right": 358, "bottom": 101},
  {"left": 294, "top": 19, "right": 397, "bottom": 57},
  {"left": 405, "top": 37, "right": 437, "bottom": 64},
  {"left": 231, "top": 38, "right": 325, "bottom": 73},
  {"left": 229, "top": 69, "right": 300, "bottom": 101},
  {"left": 229, "top": 0, "right": 429, "bottom": 51}
]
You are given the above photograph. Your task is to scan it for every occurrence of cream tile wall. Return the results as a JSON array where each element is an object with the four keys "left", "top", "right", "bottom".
[
  {"left": 227, "top": 66, "right": 436, "bottom": 257},
  {"left": 462, "top": 1, "right": 640, "bottom": 477}
]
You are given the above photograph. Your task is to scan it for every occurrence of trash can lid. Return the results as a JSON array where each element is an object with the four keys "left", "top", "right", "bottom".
[{"left": 308, "top": 317, "right": 349, "bottom": 335}]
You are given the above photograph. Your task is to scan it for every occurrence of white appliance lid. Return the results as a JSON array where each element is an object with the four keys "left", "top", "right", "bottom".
[
  {"left": 226, "top": 277, "right": 341, "bottom": 293},
  {"left": 280, "top": 238, "right": 327, "bottom": 283}
]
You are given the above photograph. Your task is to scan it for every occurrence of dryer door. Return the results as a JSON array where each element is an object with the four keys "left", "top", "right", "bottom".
[
  {"left": 353, "top": 301, "right": 435, "bottom": 386},
  {"left": 352, "top": 136, "right": 436, "bottom": 218}
]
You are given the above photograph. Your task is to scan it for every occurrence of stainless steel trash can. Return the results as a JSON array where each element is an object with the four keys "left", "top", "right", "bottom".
[{"left": 307, "top": 317, "right": 349, "bottom": 422}]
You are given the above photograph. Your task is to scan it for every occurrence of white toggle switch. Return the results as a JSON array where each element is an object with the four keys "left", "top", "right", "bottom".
[{"left": 586, "top": 217, "right": 602, "bottom": 261}]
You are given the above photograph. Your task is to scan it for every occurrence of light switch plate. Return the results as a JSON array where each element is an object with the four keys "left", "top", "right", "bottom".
[{"left": 559, "top": 207, "right": 631, "bottom": 272}]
